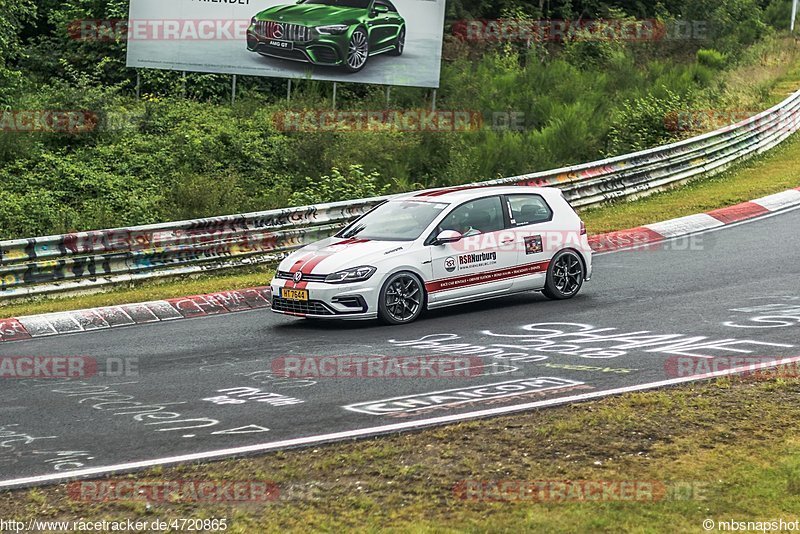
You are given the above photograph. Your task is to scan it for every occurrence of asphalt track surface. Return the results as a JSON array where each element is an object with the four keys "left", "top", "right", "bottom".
[{"left": 1, "top": 206, "right": 799, "bottom": 489}]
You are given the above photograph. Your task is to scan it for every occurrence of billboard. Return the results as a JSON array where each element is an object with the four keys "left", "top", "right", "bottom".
[{"left": 125, "top": 0, "right": 446, "bottom": 88}]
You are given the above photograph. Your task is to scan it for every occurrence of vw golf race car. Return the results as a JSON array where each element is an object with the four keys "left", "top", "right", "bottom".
[
  {"left": 271, "top": 186, "right": 593, "bottom": 325},
  {"left": 247, "top": 0, "right": 406, "bottom": 73}
]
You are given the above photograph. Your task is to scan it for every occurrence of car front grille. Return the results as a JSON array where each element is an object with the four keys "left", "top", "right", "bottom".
[
  {"left": 272, "top": 298, "right": 334, "bottom": 316},
  {"left": 256, "top": 21, "right": 313, "bottom": 42},
  {"left": 276, "top": 271, "right": 328, "bottom": 283}
]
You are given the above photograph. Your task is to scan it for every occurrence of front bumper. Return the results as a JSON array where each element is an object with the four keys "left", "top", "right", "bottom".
[
  {"left": 270, "top": 278, "right": 379, "bottom": 320},
  {"left": 247, "top": 26, "right": 348, "bottom": 66}
]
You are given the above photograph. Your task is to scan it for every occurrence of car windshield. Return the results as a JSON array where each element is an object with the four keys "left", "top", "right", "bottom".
[
  {"left": 301, "top": 0, "right": 372, "bottom": 8},
  {"left": 338, "top": 200, "right": 448, "bottom": 241}
]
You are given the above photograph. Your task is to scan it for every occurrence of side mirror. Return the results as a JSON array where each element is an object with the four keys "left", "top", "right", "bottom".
[
  {"left": 373, "top": 5, "right": 389, "bottom": 14},
  {"left": 435, "top": 230, "right": 463, "bottom": 245}
]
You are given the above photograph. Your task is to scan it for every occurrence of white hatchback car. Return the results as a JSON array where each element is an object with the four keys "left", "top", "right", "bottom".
[{"left": 271, "top": 186, "right": 593, "bottom": 324}]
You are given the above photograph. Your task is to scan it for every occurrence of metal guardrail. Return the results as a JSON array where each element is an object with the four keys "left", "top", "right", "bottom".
[{"left": 2, "top": 89, "right": 799, "bottom": 299}]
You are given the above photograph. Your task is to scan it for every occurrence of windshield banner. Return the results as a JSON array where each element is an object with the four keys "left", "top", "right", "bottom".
[{"left": 124, "top": 0, "right": 446, "bottom": 88}]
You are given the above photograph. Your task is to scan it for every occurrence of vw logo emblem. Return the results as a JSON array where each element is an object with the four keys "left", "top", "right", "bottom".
[{"left": 293, "top": 271, "right": 303, "bottom": 283}]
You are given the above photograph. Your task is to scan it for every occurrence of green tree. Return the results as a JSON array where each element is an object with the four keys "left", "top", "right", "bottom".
[{"left": 0, "top": 0, "right": 36, "bottom": 104}]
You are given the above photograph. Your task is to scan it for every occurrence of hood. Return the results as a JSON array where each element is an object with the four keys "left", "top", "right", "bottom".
[
  {"left": 256, "top": 4, "right": 364, "bottom": 26},
  {"left": 279, "top": 237, "right": 409, "bottom": 276}
]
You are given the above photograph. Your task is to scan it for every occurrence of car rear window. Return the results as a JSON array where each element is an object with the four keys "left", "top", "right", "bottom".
[{"left": 507, "top": 195, "right": 553, "bottom": 226}]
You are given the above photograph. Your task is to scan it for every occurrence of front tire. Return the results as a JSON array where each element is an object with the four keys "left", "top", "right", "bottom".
[
  {"left": 378, "top": 272, "right": 425, "bottom": 325},
  {"left": 344, "top": 27, "right": 369, "bottom": 73},
  {"left": 542, "top": 250, "right": 585, "bottom": 300}
]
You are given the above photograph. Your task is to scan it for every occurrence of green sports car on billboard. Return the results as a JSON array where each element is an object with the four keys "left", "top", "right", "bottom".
[{"left": 247, "top": 0, "right": 406, "bottom": 73}]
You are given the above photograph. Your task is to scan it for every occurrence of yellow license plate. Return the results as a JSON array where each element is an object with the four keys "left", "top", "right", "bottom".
[{"left": 281, "top": 288, "right": 309, "bottom": 301}]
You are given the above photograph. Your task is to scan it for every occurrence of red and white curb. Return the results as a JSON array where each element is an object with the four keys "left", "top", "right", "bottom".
[
  {"left": 0, "top": 287, "right": 272, "bottom": 343},
  {"left": 1, "top": 188, "right": 799, "bottom": 343},
  {"left": 587, "top": 188, "right": 800, "bottom": 252}
]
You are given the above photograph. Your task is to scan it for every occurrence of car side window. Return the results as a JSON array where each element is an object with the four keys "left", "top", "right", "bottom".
[
  {"left": 439, "top": 196, "right": 505, "bottom": 237},
  {"left": 507, "top": 195, "right": 553, "bottom": 226}
]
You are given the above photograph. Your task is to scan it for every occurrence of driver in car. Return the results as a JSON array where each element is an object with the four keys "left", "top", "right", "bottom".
[{"left": 441, "top": 209, "right": 486, "bottom": 237}]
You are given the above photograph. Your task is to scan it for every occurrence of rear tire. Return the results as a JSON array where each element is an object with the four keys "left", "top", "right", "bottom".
[
  {"left": 378, "top": 272, "right": 425, "bottom": 325},
  {"left": 542, "top": 250, "right": 585, "bottom": 300},
  {"left": 389, "top": 27, "right": 405, "bottom": 56}
]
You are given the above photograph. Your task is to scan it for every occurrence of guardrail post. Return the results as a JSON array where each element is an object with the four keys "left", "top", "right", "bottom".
[
  {"left": 431, "top": 89, "right": 437, "bottom": 112},
  {"left": 792, "top": 0, "right": 798, "bottom": 32},
  {"left": 386, "top": 86, "right": 391, "bottom": 107},
  {"left": 135, "top": 70, "right": 140, "bottom": 99},
  {"left": 333, "top": 82, "right": 337, "bottom": 110},
  {"left": 232, "top": 75, "right": 237, "bottom": 105},
  {"left": 287, "top": 79, "right": 292, "bottom": 102}
]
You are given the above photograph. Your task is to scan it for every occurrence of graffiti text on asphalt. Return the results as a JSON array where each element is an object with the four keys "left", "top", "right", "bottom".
[
  {"left": 724, "top": 297, "right": 800, "bottom": 329},
  {"left": 389, "top": 323, "right": 794, "bottom": 362},
  {"left": 343, "top": 377, "right": 584, "bottom": 415}
]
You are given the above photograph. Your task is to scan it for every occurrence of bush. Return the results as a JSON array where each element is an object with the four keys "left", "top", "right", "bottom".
[
  {"left": 606, "top": 90, "right": 687, "bottom": 155},
  {"left": 289, "top": 165, "right": 389, "bottom": 206},
  {"left": 697, "top": 49, "right": 728, "bottom": 69}
]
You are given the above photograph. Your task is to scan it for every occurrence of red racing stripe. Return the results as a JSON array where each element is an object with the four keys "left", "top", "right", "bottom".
[
  {"left": 295, "top": 254, "right": 332, "bottom": 289},
  {"left": 425, "top": 261, "right": 550, "bottom": 293},
  {"left": 287, "top": 239, "right": 372, "bottom": 290},
  {"left": 285, "top": 253, "right": 314, "bottom": 289},
  {"left": 334, "top": 238, "right": 370, "bottom": 246},
  {"left": 415, "top": 186, "right": 478, "bottom": 198},
  {"left": 707, "top": 202, "right": 769, "bottom": 224}
]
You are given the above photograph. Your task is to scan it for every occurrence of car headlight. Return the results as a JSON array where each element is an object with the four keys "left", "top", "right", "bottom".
[
  {"left": 325, "top": 266, "right": 377, "bottom": 284},
  {"left": 316, "top": 24, "right": 349, "bottom": 35},
  {"left": 251, "top": 17, "right": 257, "bottom": 25}
]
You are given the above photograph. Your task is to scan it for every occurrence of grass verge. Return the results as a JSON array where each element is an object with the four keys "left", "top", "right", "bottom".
[{"left": 2, "top": 375, "right": 799, "bottom": 532}]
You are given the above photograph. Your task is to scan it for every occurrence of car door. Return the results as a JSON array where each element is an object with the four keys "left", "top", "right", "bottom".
[
  {"left": 367, "top": 0, "right": 394, "bottom": 49},
  {"left": 504, "top": 194, "right": 559, "bottom": 291},
  {"left": 383, "top": 0, "right": 404, "bottom": 43},
  {"left": 427, "top": 195, "right": 519, "bottom": 305}
]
